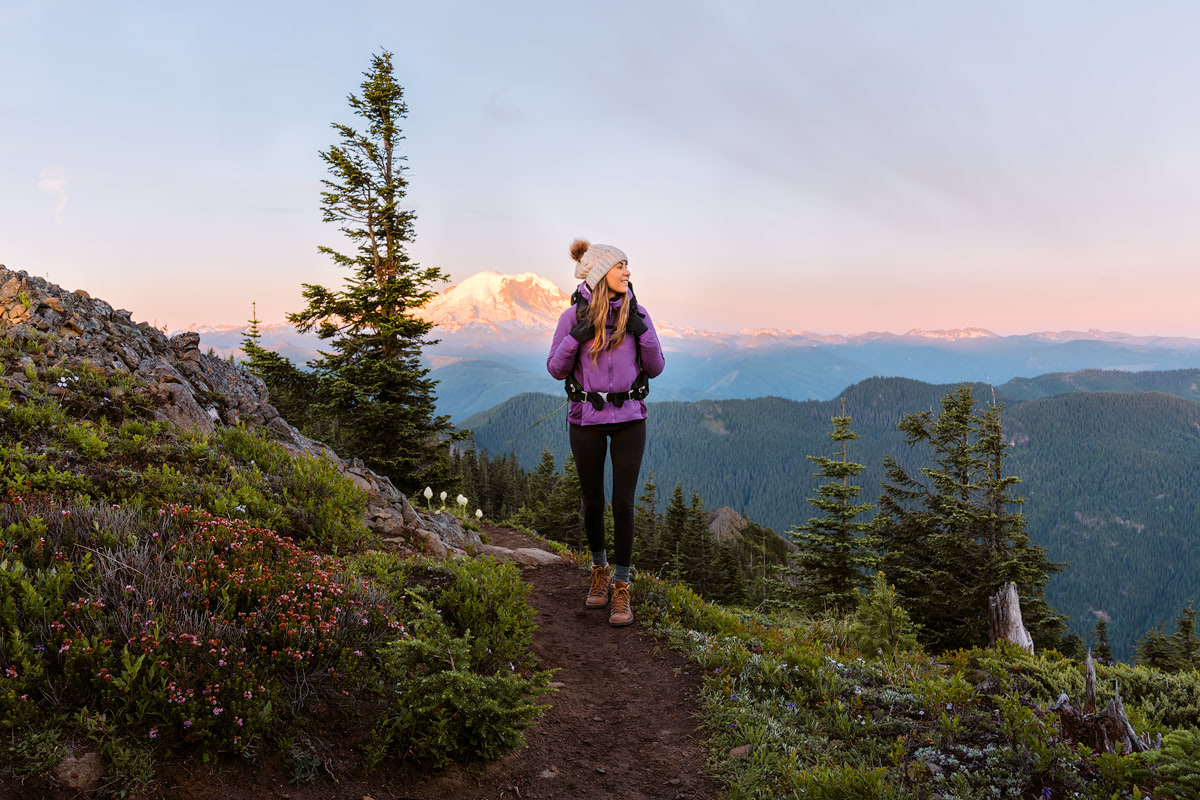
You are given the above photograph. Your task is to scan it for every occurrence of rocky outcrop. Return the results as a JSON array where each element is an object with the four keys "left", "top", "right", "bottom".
[
  {"left": 0, "top": 267, "right": 296, "bottom": 439},
  {"left": 707, "top": 506, "right": 750, "bottom": 542},
  {"left": 0, "top": 264, "right": 484, "bottom": 557}
]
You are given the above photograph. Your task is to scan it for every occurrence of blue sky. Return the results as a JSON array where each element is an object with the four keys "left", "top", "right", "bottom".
[{"left": 3, "top": 1, "right": 1200, "bottom": 335}]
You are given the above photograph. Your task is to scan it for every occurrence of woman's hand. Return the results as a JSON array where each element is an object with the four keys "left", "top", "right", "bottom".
[
  {"left": 570, "top": 316, "right": 596, "bottom": 343},
  {"left": 626, "top": 289, "right": 648, "bottom": 336}
]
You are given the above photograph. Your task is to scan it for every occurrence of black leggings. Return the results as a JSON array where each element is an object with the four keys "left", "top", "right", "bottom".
[{"left": 568, "top": 419, "right": 647, "bottom": 567}]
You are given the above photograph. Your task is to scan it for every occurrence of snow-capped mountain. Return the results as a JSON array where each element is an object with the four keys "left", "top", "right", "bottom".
[
  {"left": 902, "top": 327, "right": 998, "bottom": 341},
  {"left": 178, "top": 271, "right": 1200, "bottom": 421},
  {"left": 414, "top": 271, "right": 569, "bottom": 333}
]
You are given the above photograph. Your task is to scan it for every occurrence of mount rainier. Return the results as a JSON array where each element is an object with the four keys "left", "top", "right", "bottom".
[{"left": 186, "top": 271, "right": 1200, "bottom": 421}]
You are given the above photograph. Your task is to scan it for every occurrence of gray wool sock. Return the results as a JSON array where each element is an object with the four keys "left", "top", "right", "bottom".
[
  {"left": 613, "top": 565, "right": 631, "bottom": 584},
  {"left": 592, "top": 551, "right": 608, "bottom": 569}
]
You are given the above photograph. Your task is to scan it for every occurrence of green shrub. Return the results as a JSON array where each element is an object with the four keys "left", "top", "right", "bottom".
[
  {"left": 0, "top": 356, "right": 369, "bottom": 553},
  {"left": 851, "top": 572, "right": 920, "bottom": 660},
  {"left": 792, "top": 764, "right": 899, "bottom": 800},
  {"left": 417, "top": 557, "right": 539, "bottom": 672},
  {"left": 211, "top": 426, "right": 368, "bottom": 550},
  {"left": 369, "top": 597, "right": 551, "bottom": 767},
  {"left": 1135, "top": 728, "right": 1200, "bottom": 799}
]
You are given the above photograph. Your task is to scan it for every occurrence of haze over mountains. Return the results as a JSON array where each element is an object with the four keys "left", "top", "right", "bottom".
[{"left": 190, "top": 271, "right": 1200, "bottom": 421}]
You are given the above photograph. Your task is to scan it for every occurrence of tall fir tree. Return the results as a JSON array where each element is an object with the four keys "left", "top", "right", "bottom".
[
  {"left": 527, "top": 448, "right": 559, "bottom": 507},
  {"left": 634, "top": 473, "right": 662, "bottom": 570},
  {"left": 873, "top": 385, "right": 1064, "bottom": 652},
  {"left": 1172, "top": 603, "right": 1198, "bottom": 669},
  {"left": 788, "top": 400, "right": 874, "bottom": 614},
  {"left": 709, "top": 541, "right": 746, "bottom": 606},
  {"left": 973, "top": 399, "right": 1067, "bottom": 647},
  {"left": 1092, "top": 615, "right": 1113, "bottom": 663},
  {"left": 240, "top": 303, "right": 318, "bottom": 428},
  {"left": 287, "top": 50, "right": 457, "bottom": 493},
  {"left": 1142, "top": 603, "right": 1200, "bottom": 673},
  {"left": 659, "top": 483, "right": 690, "bottom": 580},
  {"left": 541, "top": 454, "right": 583, "bottom": 548},
  {"left": 682, "top": 492, "right": 713, "bottom": 596}
]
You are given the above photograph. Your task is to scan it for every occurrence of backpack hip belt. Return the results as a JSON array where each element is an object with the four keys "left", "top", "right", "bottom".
[{"left": 565, "top": 371, "right": 650, "bottom": 411}]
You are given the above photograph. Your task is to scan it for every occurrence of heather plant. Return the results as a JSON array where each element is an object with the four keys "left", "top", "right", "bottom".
[{"left": 0, "top": 497, "right": 400, "bottom": 758}]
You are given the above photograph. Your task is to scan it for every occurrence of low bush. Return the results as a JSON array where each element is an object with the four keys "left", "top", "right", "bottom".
[
  {"left": 369, "top": 597, "right": 552, "bottom": 767},
  {"left": 367, "top": 556, "right": 553, "bottom": 767}
]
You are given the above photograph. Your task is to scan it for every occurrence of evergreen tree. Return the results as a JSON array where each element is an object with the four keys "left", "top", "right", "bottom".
[
  {"left": 634, "top": 473, "right": 662, "bottom": 570},
  {"left": 974, "top": 400, "right": 1069, "bottom": 648},
  {"left": 873, "top": 385, "right": 1064, "bottom": 652},
  {"left": 527, "top": 448, "right": 558, "bottom": 508},
  {"left": 505, "top": 448, "right": 555, "bottom": 532},
  {"left": 787, "top": 400, "right": 873, "bottom": 614},
  {"left": 1140, "top": 603, "right": 1200, "bottom": 673},
  {"left": 852, "top": 571, "right": 921, "bottom": 661},
  {"left": 1173, "top": 603, "right": 1198, "bottom": 669},
  {"left": 659, "top": 483, "right": 689, "bottom": 579},
  {"left": 682, "top": 492, "right": 712, "bottom": 596},
  {"left": 541, "top": 454, "right": 582, "bottom": 548},
  {"left": 709, "top": 541, "right": 746, "bottom": 606},
  {"left": 1137, "top": 626, "right": 1179, "bottom": 672},
  {"left": 287, "top": 50, "right": 457, "bottom": 493},
  {"left": 1093, "top": 616, "right": 1113, "bottom": 663},
  {"left": 240, "top": 303, "right": 318, "bottom": 428}
]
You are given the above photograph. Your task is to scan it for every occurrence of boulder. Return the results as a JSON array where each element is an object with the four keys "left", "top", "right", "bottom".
[{"left": 53, "top": 748, "right": 104, "bottom": 792}]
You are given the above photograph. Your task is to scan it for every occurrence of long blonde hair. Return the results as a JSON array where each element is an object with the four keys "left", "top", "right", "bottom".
[{"left": 586, "top": 279, "right": 631, "bottom": 365}]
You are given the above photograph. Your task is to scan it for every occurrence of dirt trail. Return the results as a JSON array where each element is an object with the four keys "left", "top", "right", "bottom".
[
  {"left": 400, "top": 525, "right": 720, "bottom": 800},
  {"left": 6, "top": 526, "right": 720, "bottom": 800}
]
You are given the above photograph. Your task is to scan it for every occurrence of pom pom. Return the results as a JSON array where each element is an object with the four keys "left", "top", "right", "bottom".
[{"left": 569, "top": 238, "right": 590, "bottom": 262}]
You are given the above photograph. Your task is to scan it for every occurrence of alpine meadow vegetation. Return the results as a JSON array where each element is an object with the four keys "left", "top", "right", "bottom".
[{"left": 0, "top": 336, "right": 551, "bottom": 795}]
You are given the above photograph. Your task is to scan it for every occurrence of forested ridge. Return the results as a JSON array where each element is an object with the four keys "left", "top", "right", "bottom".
[{"left": 462, "top": 370, "right": 1200, "bottom": 659}]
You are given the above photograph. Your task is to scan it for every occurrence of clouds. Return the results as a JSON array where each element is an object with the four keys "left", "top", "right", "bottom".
[{"left": 37, "top": 166, "right": 68, "bottom": 226}]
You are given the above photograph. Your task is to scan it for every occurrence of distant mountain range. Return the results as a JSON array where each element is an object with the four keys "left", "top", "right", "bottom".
[{"left": 186, "top": 271, "right": 1200, "bottom": 421}]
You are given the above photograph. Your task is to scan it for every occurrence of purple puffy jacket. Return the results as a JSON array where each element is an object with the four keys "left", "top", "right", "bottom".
[{"left": 546, "top": 282, "right": 666, "bottom": 426}]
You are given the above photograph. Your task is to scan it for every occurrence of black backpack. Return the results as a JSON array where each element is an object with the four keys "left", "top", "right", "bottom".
[{"left": 563, "top": 290, "right": 650, "bottom": 411}]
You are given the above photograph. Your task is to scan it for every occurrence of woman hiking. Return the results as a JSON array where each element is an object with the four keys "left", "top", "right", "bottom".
[{"left": 547, "top": 239, "right": 666, "bottom": 627}]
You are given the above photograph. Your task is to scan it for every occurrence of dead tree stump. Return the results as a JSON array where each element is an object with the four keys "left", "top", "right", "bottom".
[
  {"left": 1052, "top": 650, "right": 1159, "bottom": 754},
  {"left": 988, "top": 582, "right": 1034, "bottom": 653}
]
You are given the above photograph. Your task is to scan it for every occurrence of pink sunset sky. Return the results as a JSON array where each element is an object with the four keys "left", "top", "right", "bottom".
[{"left": 3, "top": 1, "right": 1200, "bottom": 337}]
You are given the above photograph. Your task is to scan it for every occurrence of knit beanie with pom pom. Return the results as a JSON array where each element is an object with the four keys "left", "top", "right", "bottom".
[{"left": 571, "top": 239, "right": 628, "bottom": 291}]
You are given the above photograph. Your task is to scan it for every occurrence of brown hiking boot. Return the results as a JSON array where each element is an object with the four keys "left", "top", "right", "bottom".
[
  {"left": 609, "top": 579, "right": 633, "bottom": 627},
  {"left": 585, "top": 565, "right": 611, "bottom": 609}
]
